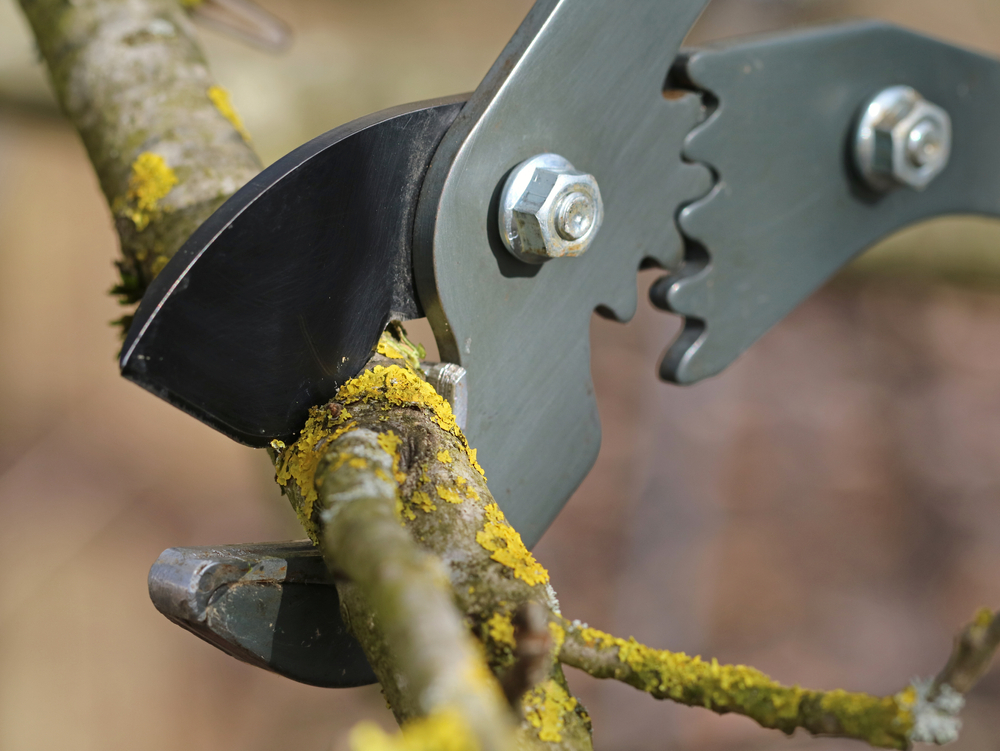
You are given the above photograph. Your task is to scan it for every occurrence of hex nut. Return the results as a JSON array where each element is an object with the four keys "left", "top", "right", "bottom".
[
  {"left": 498, "top": 153, "right": 604, "bottom": 262},
  {"left": 854, "top": 85, "right": 952, "bottom": 192}
]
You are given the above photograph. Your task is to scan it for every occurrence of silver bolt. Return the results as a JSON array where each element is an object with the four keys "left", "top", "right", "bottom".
[
  {"left": 854, "top": 85, "right": 952, "bottom": 192},
  {"left": 906, "top": 117, "right": 945, "bottom": 168},
  {"left": 498, "top": 153, "right": 604, "bottom": 263},
  {"left": 555, "top": 191, "right": 596, "bottom": 240}
]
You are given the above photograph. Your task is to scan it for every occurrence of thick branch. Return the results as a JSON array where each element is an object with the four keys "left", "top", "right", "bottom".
[
  {"left": 273, "top": 339, "right": 594, "bottom": 750},
  {"left": 17, "top": 0, "right": 260, "bottom": 315}
]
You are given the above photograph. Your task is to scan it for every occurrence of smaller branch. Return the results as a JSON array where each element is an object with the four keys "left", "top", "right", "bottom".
[
  {"left": 314, "top": 428, "right": 516, "bottom": 751},
  {"left": 557, "top": 618, "right": 913, "bottom": 749},
  {"left": 558, "top": 606, "right": 1000, "bottom": 750}
]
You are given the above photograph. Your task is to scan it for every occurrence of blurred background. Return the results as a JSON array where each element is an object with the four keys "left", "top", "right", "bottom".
[{"left": 2, "top": 0, "right": 1000, "bottom": 749}]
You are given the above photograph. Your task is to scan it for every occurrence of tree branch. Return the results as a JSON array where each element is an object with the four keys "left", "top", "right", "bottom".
[
  {"left": 557, "top": 607, "right": 1000, "bottom": 749},
  {"left": 272, "top": 335, "right": 594, "bottom": 749},
  {"left": 17, "top": 0, "right": 260, "bottom": 324}
]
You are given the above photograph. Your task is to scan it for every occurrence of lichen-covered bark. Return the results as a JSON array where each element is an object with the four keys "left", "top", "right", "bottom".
[
  {"left": 273, "top": 340, "right": 594, "bottom": 750},
  {"left": 557, "top": 608, "right": 998, "bottom": 749},
  {"left": 16, "top": 0, "right": 260, "bottom": 325},
  {"left": 557, "top": 621, "right": 914, "bottom": 748},
  {"left": 313, "top": 428, "right": 517, "bottom": 751}
]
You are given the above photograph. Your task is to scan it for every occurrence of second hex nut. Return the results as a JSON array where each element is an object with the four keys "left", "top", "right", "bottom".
[{"left": 854, "top": 85, "right": 952, "bottom": 192}]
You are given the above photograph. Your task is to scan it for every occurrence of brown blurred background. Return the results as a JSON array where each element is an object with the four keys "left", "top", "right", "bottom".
[{"left": 2, "top": 1, "right": 1000, "bottom": 749}]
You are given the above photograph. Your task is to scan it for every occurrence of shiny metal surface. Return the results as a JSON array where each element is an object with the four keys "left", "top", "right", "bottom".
[
  {"left": 415, "top": 0, "right": 712, "bottom": 546},
  {"left": 855, "top": 85, "right": 952, "bottom": 191},
  {"left": 149, "top": 541, "right": 375, "bottom": 688},
  {"left": 424, "top": 362, "right": 469, "bottom": 431},
  {"left": 654, "top": 22, "right": 1000, "bottom": 385},
  {"left": 498, "top": 153, "right": 604, "bottom": 261}
]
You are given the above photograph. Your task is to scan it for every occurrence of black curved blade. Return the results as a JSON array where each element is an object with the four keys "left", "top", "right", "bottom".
[{"left": 120, "top": 96, "right": 465, "bottom": 447}]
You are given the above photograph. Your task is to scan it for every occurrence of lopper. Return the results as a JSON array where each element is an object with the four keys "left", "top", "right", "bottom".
[{"left": 124, "top": 2, "right": 1000, "bottom": 686}]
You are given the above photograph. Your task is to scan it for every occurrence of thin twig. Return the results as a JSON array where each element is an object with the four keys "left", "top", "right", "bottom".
[{"left": 557, "top": 606, "right": 1000, "bottom": 749}]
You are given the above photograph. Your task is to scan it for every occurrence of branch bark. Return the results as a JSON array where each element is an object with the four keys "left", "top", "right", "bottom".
[
  {"left": 556, "top": 607, "right": 999, "bottom": 748},
  {"left": 272, "top": 342, "right": 594, "bottom": 749},
  {"left": 17, "top": 0, "right": 260, "bottom": 325}
]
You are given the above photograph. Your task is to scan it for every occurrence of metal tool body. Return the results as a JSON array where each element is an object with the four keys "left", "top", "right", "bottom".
[
  {"left": 149, "top": 541, "right": 374, "bottom": 686},
  {"left": 126, "top": 2, "right": 1000, "bottom": 686},
  {"left": 655, "top": 22, "right": 1000, "bottom": 384},
  {"left": 414, "top": 0, "right": 712, "bottom": 544}
]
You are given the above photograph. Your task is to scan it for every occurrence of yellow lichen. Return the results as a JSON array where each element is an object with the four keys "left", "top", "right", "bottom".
[
  {"left": 377, "top": 328, "right": 425, "bottom": 373},
  {"left": 376, "top": 430, "right": 407, "bottom": 483},
  {"left": 452, "top": 476, "right": 480, "bottom": 501},
  {"left": 336, "top": 365, "right": 485, "bottom": 477},
  {"left": 571, "top": 625, "right": 913, "bottom": 747},
  {"left": 522, "top": 679, "right": 577, "bottom": 743},
  {"left": 115, "top": 152, "right": 177, "bottom": 231},
  {"left": 549, "top": 621, "right": 566, "bottom": 657},
  {"left": 437, "top": 449, "right": 453, "bottom": 464},
  {"left": 476, "top": 502, "right": 548, "bottom": 586},
  {"left": 896, "top": 685, "right": 918, "bottom": 709},
  {"left": 207, "top": 85, "right": 251, "bottom": 143},
  {"left": 409, "top": 490, "right": 437, "bottom": 514},
  {"left": 486, "top": 612, "right": 516, "bottom": 650},
  {"left": 349, "top": 708, "right": 479, "bottom": 751},
  {"left": 399, "top": 499, "right": 415, "bottom": 521},
  {"left": 436, "top": 485, "right": 464, "bottom": 505},
  {"left": 273, "top": 405, "right": 356, "bottom": 542},
  {"left": 973, "top": 606, "right": 994, "bottom": 629}
]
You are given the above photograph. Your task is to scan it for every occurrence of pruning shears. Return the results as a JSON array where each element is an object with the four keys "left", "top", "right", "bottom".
[{"left": 125, "top": 1, "right": 1000, "bottom": 686}]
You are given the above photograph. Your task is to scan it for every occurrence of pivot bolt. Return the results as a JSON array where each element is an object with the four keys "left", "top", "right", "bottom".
[
  {"left": 498, "top": 153, "right": 604, "bottom": 263},
  {"left": 854, "top": 85, "right": 952, "bottom": 192}
]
